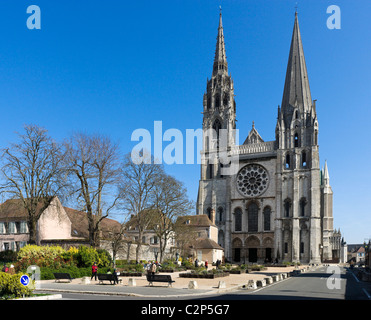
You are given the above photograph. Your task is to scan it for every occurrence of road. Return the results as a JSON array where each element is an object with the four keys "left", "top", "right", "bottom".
[{"left": 37, "top": 265, "right": 371, "bottom": 301}]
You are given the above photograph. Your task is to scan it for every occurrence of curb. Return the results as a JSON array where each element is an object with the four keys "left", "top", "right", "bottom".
[{"left": 14, "top": 294, "right": 63, "bottom": 300}]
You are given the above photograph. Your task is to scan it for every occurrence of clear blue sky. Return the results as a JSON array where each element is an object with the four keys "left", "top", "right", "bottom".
[{"left": 0, "top": 1, "right": 370, "bottom": 244}]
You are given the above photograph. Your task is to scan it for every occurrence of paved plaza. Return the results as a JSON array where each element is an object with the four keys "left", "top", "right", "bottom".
[{"left": 36, "top": 265, "right": 312, "bottom": 298}]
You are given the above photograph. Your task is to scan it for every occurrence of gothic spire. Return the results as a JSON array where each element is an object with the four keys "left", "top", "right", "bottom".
[
  {"left": 323, "top": 160, "right": 330, "bottom": 186},
  {"left": 212, "top": 9, "right": 228, "bottom": 76},
  {"left": 281, "top": 12, "right": 312, "bottom": 122}
]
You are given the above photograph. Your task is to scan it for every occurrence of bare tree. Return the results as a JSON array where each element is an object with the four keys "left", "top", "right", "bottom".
[
  {"left": 120, "top": 152, "right": 164, "bottom": 262},
  {"left": 151, "top": 174, "right": 194, "bottom": 262},
  {"left": 0, "top": 124, "right": 68, "bottom": 244},
  {"left": 107, "top": 222, "right": 127, "bottom": 266},
  {"left": 64, "top": 133, "right": 121, "bottom": 247}
]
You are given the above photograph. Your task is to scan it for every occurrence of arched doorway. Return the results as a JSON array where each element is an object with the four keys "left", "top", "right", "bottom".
[
  {"left": 232, "top": 238, "right": 243, "bottom": 263},
  {"left": 245, "top": 236, "right": 260, "bottom": 263},
  {"left": 263, "top": 237, "right": 274, "bottom": 263}
]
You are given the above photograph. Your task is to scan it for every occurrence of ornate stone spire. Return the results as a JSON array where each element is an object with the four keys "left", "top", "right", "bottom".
[
  {"left": 323, "top": 160, "right": 330, "bottom": 186},
  {"left": 212, "top": 9, "right": 228, "bottom": 76},
  {"left": 281, "top": 12, "right": 312, "bottom": 125}
]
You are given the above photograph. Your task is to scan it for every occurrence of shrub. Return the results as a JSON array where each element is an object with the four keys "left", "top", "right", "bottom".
[
  {"left": 75, "top": 246, "right": 111, "bottom": 268},
  {"left": 0, "top": 250, "right": 18, "bottom": 263},
  {"left": 0, "top": 272, "right": 33, "bottom": 299},
  {"left": 16, "top": 245, "right": 67, "bottom": 270},
  {"left": 96, "top": 249, "right": 112, "bottom": 267},
  {"left": 75, "top": 245, "right": 99, "bottom": 268}
]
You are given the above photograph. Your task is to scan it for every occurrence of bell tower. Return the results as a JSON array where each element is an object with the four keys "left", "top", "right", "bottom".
[
  {"left": 275, "top": 12, "right": 321, "bottom": 264},
  {"left": 197, "top": 10, "right": 236, "bottom": 259}
]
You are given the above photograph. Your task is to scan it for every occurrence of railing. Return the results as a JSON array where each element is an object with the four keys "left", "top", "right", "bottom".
[{"left": 231, "top": 141, "right": 276, "bottom": 155}]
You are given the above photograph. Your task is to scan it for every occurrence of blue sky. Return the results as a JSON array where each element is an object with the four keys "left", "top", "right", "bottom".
[{"left": 0, "top": 1, "right": 370, "bottom": 244}]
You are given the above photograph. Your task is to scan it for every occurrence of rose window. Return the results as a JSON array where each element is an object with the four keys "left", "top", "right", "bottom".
[{"left": 236, "top": 164, "right": 269, "bottom": 197}]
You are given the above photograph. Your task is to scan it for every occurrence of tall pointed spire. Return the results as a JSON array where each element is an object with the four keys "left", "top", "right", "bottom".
[
  {"left": 213, "top": 8, "right": 228, "bottom": 76},
  {"left": 281, "top": 12, "right": 312, "bottom": 124},
  {"left": 323, "top": 160, "right": 330, "bottom": 186}
]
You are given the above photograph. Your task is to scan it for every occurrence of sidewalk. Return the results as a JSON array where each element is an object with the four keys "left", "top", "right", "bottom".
[{"left": 36, "top": 265, "right": 314, "bottom": 298}]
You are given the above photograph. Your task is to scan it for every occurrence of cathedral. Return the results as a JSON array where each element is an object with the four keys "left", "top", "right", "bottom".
[{"left": 196, "top": 11, "right": 342, "bottom": 264}]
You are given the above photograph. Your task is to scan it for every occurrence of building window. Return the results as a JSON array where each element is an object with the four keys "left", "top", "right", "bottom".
[
  {"left": 284, "top": 242, "right": 288, "bottom": 254},
  {"left": 213, "top": 119, "right": 222, "bottom": 149},
  {"left": 248, "top": 203, "right": 258, "bottom": 232},
  {"left": 300, "top": 198, "right": 307, "bottom": 217},
  {"left": 206, "top": 207, "right": 212, "bottom": 220},
  {"left": 21, "top": 221, "right": 28, "bottom": 233},
  {"left": 284, "top": 199, "right": 291, "bottom": 217},
  {"left": 150, "top": 236, "right": 158, "bottom": 244},
  {"left": 294, "top": 133, "right": 299, "bottom": 148},
  {"left": 8, "top": 222, "right": 16, "bottom": 234},
  {"left": 0, "top": 222, "right": 5, "bottom": 234},
  {"left": 285, "top": 154, "right": 290, "bottom": 169},
  {"left": 208, "top": 163, "right": 213, "bottom": 179},
  {"left": 300, "top": 242, "right": 305, "bottom": 254},
  {"left": 217, "top": 207, "right": 223, "bottom": 222},
  {"left": 215, "top": 94, "right": 220, "bottom": 110},
  {"left": 19, "top": 241, "right": 27, "bottom": 249},
  {"left": 234, "top": 208, "right": 242, "bottom": 232},
  {"left": 302, "top": 151, "right": 307, "bottom": 167},
  {"left": 263, "top": 207, "right": 271, "bottom": 231}
]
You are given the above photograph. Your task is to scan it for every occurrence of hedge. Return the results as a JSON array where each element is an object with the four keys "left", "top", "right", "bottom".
[
  {"left": 40, "top": 266, "right": 111, "bottom": 280},
  {"left": 0, "top": 272, "right": 34, "bottom": 299}
]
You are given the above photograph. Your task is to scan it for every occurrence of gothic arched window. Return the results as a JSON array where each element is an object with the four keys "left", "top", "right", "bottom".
[
  {"left": 263, "top": 206, "right": 271, "bottom": 231},
  {"left": 206, "top": 207, "right": 212, "bottom": 220},
  {"left": 234, "top": 208, "right": 242, "bottom": 232},
  {"left": 285, "top": 154, "right": 291, "bottom": 169},
  {"left": 284, "top": 198, "right": 292, "bottom": 217},
  {"left": 217, "top": 207, "right": 223, "bottom": 222},
  {"left": 302, "top": 151, "right": 307, "bottom": 167},
  {"left": 294, "top": 133, "right": 299, "bottom": 148},
  {"left": 213, "top": 119, "right": 222, "bottom": 149},
  {"left": 248, "top": 202, "right": 258, "bottom": 232},
  {"left": 215, "top": 94, "right": 220, "bottom": 110},
  {"left": 300, "top": 198, "right": 307, "bottom": 217}
]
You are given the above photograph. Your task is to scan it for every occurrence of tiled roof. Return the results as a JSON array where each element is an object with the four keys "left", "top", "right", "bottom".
[
  {"left": 176, "top": 214, "right": 215, "bottom": 227},
  {"left": 192, "top": 237, "right": 223, "bottom": 250}
]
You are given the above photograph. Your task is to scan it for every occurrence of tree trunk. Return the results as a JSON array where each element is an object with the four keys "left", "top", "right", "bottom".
[{"left": 28, "top": 217, "right": 37, "bottom": 245}]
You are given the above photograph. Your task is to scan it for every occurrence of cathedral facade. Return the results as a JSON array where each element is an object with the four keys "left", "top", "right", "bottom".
[{"left": 196, "top": 11, "right": 340, "bottom": 264}]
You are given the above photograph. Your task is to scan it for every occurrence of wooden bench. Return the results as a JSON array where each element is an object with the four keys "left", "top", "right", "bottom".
[
  {"left": 97, "top": 273, "right": 122, "bottom": 285},
  {"left": 53, "top": 273, "right": 74, "bottom": 283},
  {"left": 146, "top": 274, "right": 175, "bottom": 287}
]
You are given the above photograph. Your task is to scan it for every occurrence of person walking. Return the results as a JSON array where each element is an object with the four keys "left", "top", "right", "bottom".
[
  {"left": 205, "top": 260, "right": 208, "bottom": 270},
  {"left": 91, "top": 262, "right": 98, "bottom": 281}
]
